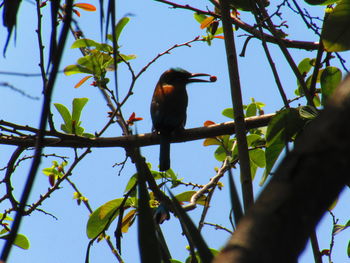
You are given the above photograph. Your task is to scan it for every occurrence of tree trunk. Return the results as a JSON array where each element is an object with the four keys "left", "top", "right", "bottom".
[{"left": 214, "top": 75, "right": 350, "bottom": 263}]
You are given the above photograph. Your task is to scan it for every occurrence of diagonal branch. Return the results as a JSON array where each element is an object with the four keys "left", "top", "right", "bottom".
[
  {"left": 213, "top": 75, "right": 350, "bottom": 263},
  {"left": 155, "top": 0, "right": 318, "bottom": 51}
]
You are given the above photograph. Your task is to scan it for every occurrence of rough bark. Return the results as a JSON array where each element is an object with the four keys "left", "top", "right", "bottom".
[{"left": 214, "top": 75, "right": 350, "bottom": 263}]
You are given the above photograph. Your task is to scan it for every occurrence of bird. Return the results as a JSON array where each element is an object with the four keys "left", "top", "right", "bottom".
[{"left": 150, "top": 68, "right": 216, "bottom": 171}]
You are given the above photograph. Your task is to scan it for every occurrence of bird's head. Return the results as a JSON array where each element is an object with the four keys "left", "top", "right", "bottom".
[{"left": 159, "top": 68, "right": 216, "bottom": 85}]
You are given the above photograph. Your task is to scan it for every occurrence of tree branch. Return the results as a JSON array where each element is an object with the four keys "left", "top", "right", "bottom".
[
  {"left": 155, "top": 0, "right": 318, "bottom": 51},
  {"left": 0, "top": 114, "right": 274, "bottom": 148},
  {"left": 213, "top": 75, "right": 350, "bottom": 263}
]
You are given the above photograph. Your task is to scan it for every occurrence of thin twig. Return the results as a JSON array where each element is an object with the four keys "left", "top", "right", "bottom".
[
  {"left": 155, "top": 0, "right": 319, "bottom": 50},
  {"left": 184, "top": 159, "right": 230, "bottom": 211},
  {"left": 0, "top": 1, "right": 74, "bottom": 260}
]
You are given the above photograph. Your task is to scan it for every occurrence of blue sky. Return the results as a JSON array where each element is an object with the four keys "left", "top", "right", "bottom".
[{"left": 0, "top": 0, "right": 349, "bottom": 262}]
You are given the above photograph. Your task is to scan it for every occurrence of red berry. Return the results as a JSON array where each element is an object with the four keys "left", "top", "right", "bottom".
[{"left": 210, "top": 75, "right": 217, "bottom": 82}]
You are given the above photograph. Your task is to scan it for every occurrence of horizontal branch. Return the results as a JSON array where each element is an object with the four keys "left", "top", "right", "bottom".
[{"left": 0, "top": 114, "right": 274, "bottom": 148}]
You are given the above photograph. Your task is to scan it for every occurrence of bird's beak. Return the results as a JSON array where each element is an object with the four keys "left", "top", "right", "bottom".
[{"left": 187, "top": 73, "right": 215, "bottom": 83}]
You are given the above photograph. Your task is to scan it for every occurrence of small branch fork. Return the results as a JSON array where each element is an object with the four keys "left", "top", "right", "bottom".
[{"left": 155, "top": 0, "right": 319, "bottom": 51}]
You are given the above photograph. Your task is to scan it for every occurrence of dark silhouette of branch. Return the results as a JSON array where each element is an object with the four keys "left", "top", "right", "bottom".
[
  {"left": 219, "top": 0, "right": 253, "bottom": 211},
  {"left": 0, "top": 113, "right": 274, "bottom": 148},
  {"left": 249, "top": 2, "right": 289, "bottom": 108},
  {"left": 2, "top": 147, "right": 25, "bottom": 210},
  {"left": 0, "top": 1, "right": 74, "bottom": 260},
  {"left": 155, "top": 0, "right": 319, "bottom": 51},
  {"left": 213, "top": 75, "right": 350, "bottom": 263}
]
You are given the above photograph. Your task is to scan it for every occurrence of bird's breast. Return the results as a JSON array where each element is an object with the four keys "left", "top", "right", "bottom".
[{"left": 155, "top": 84, "right": 177, "bottom": 98}]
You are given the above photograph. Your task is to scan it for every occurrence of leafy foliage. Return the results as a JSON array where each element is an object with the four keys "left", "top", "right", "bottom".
[{"left": 54, "top": 98, "right": 94, "bottom": 137}]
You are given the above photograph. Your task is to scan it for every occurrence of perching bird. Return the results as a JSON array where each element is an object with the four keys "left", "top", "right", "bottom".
[{"left": 151, "top": 68, "right": 216, "bottom": 171}]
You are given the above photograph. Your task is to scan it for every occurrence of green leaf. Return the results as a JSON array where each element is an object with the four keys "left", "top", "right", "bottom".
[
  {"left": 118, "top": 53, "right": 137, "bottom": 61},
  {"left": 42, "top": 167, "right": 60, "bottom": 177},
  {"left": 260, "top": 141, "right": 285, "bottom": 185},
  {"left": 322, "top": 1, "right": 350, "bottom": 52},
  {"left": 266, "top": 108, "right": 305, "bottom": 144},
  {"left": 321, "top": 66, "right": 342, "bottom": 104},
  {"left": 347, "top": 240, "right": 350, "bottom": 258},
  {"left": 214, "top": 146, "right": 226, "bottom": 162},
  {"left": 333, "top": 220, "right": 350, "bottom": 235},
  {"left": 249, "top": 148, "right": 266, "bottom": 168},
  {"left": 246, "top": 134, "right": 262, "bottom": 147},
  {"left": 261, "top": 108, "right": 306, "bottom": 185},
  {"left": 72, "top": 98, "right": 89, "bottom": 124},
  {"left": 194, "top": 13, "right": 208, "bottom": 23},
  {"left": 64, "top": 64, "right": 93, "bottom": 76},
  {"left": 86, "top": 198, "right": 133, "bottom": 239},
  {"left": 71, "top": 38, "right": 101, "bottom": 49},
  {"left": 305, "top": 0, "right": 339, "bottom": 5},
  {"left": 203, "top": 138, "right": 222, "bottom": 146},
  {"left": 246, "top": 103, "right": 257, "bottom": 117},
  {"left": 0, "top": 213, "right": 13, "bottom": 221},
  {"left": 222, "top": 108, "right": 234, "bottom": 119},
  {"left": 298, "top": 58, "right": 313, "bottom": 76},
  {"left": 54, "top": 103, "right": 72, "bottom": 133},
  {"left": 124, "top": 174, "right": 138, "bottom": 193},
  {"left": 114, "top": 17, "right": 130, "bottom": 44},
  {"left": 175, "top": 191, "right": 206, "bottom": 206},
  {"left": 0, "top": 234, "right": 30, "bottom": 250},
  {"left": 299, "top": 106, "right": 319, "bottom": 120}
]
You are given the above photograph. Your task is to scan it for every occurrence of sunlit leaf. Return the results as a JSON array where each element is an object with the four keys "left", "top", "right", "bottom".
[
  {"left": 175, "top": 191, "right": 206, "bottom": 206},
  {"left": 322, "top": 1, "right": 350, "bottom": 52},
  {"left": 299, "top": 105, "right": 319, "bottom": 120},
  {"left": 0, "top": 234, "right": 30, "bottom": 250},
  {"left": 249, "top": 148, "right": 266, "bottom": 168},
  {"left": 114, "top": 16, "right": 130, "bottom": 44},
  {"left": 0, "top": 213, "right": 13, "bottom": 221},
  {"left": 121, "top": 209, "right": 137, "bottom": 233},
  {"left": 333, "top": 220, "right": 350, "bottom": 235},
  {"left": 193, "top": 13, "right": 207, "bottom": 23},
  {"left": 74, "top": 76, "right": 92, "bottom": 88},
  {"left": 124, "top": 174, "right": 138, "bottom": 193},
  {"left": 222, "top": 108, "right": 234, "bottom": 119},
  {"left": 86, "top": 198, "right": 133, "bottom": 239},
  {"left": 71, "top": 38, "right": 101, "bottom": 49},
  {"left": 118, "top": 53, "right": 137, "bottom": 61},
  {"left": 246, "top": 103, "right": 257, "bottom": 117},
  {"left": 203, "top": 138, "right": 221, "bottom": 146},
  {"left": 72, "top": 98, "right": 89, "bottom": 124},
  {"left": 64, "top": 64, "right": 93, "bottom": 75},
  {"left": 298, "top": 58, "right": 313, "bottom": 76},
  {"left": 200, "top": 16, "right": 215, "bottom": 29},
  {"left": 54, "top": 103, "right": 72, "bottom": 132},
  {"left": 73, "top": 3, "right": 96, "bottom": 11}
]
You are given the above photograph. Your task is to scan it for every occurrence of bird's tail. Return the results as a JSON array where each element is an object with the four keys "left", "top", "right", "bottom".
[{"left": 159, "top": 134, "right": 170, "bottom": 171}]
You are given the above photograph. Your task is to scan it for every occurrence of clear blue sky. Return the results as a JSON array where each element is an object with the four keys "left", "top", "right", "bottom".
[{"left": 0, "top": 0, "right": 349, "bottom": 262}]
